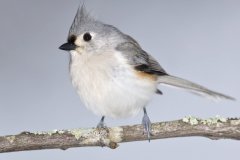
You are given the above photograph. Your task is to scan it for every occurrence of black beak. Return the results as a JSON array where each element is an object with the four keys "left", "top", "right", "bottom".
[{"left": 59, "top": 43, "right": 77, "bottom": 51}]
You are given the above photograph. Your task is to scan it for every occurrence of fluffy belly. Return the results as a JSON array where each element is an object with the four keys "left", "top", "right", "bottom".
[{"left": 70, "top": 51, "right": 157, "bottom": 118}]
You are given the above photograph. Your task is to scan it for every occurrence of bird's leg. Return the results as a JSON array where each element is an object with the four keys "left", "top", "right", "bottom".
[
  {"left": 96, "top": 116, "right": 107, "bottom": 147},
  {"left": 97, "top": 116, "right": 106, "bottom": 128},
  {"left": 142, "top": 107, "right": 152, "bottom": 142}
]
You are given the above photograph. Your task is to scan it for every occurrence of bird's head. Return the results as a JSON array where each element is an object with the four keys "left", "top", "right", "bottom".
[{"left": 59, "top": 5, "right": 124, "bottom": 56}]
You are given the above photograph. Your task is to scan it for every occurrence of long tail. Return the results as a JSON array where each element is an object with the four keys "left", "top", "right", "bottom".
[{"left": 158, "top": 75, "right": 235, "bottom": 101}]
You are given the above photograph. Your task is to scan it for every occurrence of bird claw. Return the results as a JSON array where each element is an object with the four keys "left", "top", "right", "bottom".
[
  {"left": 96, "top": 116, "right": 106, "bottom": 128},
  {"left": 97, "top": 121, "right": 106, "bottom": 128},
  {"left": 142, "top": 110, "right": 152, "bottom": 142}
]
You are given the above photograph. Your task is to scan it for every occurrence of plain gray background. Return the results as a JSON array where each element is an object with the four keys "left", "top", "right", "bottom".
[{"left": 0, "top": 0, "right": 239, "bottom": 159}]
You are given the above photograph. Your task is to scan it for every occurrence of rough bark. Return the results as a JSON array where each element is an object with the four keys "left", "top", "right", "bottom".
[{"left": 1, "top": 116, "right": 240, "bottom": 153}]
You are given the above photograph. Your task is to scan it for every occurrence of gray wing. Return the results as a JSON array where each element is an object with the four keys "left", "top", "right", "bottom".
[
  {"left": 116, "top": 40, "right": 235, "bottom": 101},
  {"left": 116, "top": 41, "right": 168, "bottom": 76}
]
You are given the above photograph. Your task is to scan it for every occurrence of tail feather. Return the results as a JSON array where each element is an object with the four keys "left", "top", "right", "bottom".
[{"left": 158, "top": 75, "right": 235, "bottom": 101}]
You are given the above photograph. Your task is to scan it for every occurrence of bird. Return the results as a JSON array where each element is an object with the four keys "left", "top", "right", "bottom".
[{"left": 59, "top": 5, "right": 235, "bottom": 141}]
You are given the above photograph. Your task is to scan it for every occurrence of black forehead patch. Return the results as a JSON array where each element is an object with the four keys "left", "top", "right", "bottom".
[{"left": 68, "top": 35, "right": 77, "bottom": 44}]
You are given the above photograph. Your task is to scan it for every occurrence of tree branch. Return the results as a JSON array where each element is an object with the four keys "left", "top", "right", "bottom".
[{"left": 1, "top": 116, "right": 240, "bottom": 153}]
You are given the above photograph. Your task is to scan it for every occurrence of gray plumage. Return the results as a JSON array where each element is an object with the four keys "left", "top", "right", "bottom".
[
  {"left": 69, "top": 5, "right": 96, "bottom": 36},
  {"left": 116, "top": 42, "right": 167, "bottom": 75},
  {"left": 69, "top": 5, "right": 123, "bottom": 41},
  {"left": 68, "top": 5, "right": 235, "bottom": 101},
  {"left": 116, "top": 41, "right": 235, "bottom": 100},
  {"left": 60, "top": 5, "right": 235, "bottom": 141},
  {"left": 158, "top": 75, "right": 235, "bottom": 100}
]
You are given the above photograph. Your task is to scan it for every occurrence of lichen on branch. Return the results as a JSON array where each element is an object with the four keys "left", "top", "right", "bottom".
[{"left": 0, "top": 116, "right": 240, "bottom": 153}]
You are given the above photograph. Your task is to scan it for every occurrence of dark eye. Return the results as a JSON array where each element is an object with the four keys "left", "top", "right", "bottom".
[{"left": 83, "top": 32, "right": 92, "bottom": 42}]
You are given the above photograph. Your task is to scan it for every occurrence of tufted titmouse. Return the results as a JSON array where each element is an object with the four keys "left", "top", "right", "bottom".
[{"left": 59, "top": 5, "right": 234, "bottom": 140}]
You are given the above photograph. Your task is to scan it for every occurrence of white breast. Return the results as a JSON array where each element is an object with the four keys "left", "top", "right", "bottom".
[{"left": 70, "top": 50, "right": 157, "bottom": 119}]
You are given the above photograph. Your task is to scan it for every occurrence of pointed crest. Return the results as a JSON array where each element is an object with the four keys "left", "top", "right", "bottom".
[{"left": 69, "top": 4, "right": 94, "bottom": 36}]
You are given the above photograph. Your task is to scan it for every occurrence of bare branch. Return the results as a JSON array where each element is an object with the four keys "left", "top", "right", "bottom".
[{"left": 1, "top": 116, "right": 240, "bottom": 153}]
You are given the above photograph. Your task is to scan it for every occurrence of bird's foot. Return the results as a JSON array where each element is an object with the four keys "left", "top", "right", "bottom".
[
  {"left": 97, "top": 116, "right": 106, "bottom": 128},
  {"left": 96, "top": 116, "right": 107, "bottom": 147},
  {"left": 142, "top": 108, "right": 152, "bottom": 142},
  {"left": 97, "top": 121, "right": 106, "bottom": 128}
]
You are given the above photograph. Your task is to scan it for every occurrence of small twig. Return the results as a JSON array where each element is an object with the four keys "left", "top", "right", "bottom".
[{"left": 1, "top": 116, "right": 240, "bottom": 153}]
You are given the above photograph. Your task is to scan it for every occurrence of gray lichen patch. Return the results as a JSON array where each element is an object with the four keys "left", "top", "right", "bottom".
[
  {"left": 57, "top": 130, "right": 65, "bottom": 134},
  {"left": 34, "top": 131, "right": 54, "bottom": 136},
  {"left": 201, "top": 115, "right": 227, "bottom": 126},
  {"left": 182, "top": 116, "right": 199, "bottom": 125},
  {"left": 68, "top": 128, "right": 95, "bottom": 140},
  {"left": 69, "top": 129, "right": 83, "bottom": 140},
  {"left": 182, "top": 115, "right": 227, "bottom": 126},
  {"left": 33, "top": 129, "right": 66, "bottom": 136},
  {"left": 29, "top": 128, "right": 93, "bottom": 141},
  {"left": 6, "top": 136, "right": 15, "bottom": 143},
  {"left": 108, "top": 127, "right": 123, "bottom": 143},
  {"left": 32, "top": 128, "right": 94, "bottom": 141},
  {"left": 230, "top": 119, "right": 240, "bottom": 125}
]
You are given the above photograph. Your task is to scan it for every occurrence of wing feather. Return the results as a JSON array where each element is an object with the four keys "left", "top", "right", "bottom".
[{"left": 116, "top": 42, "right": 168, "bottom": 76}]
